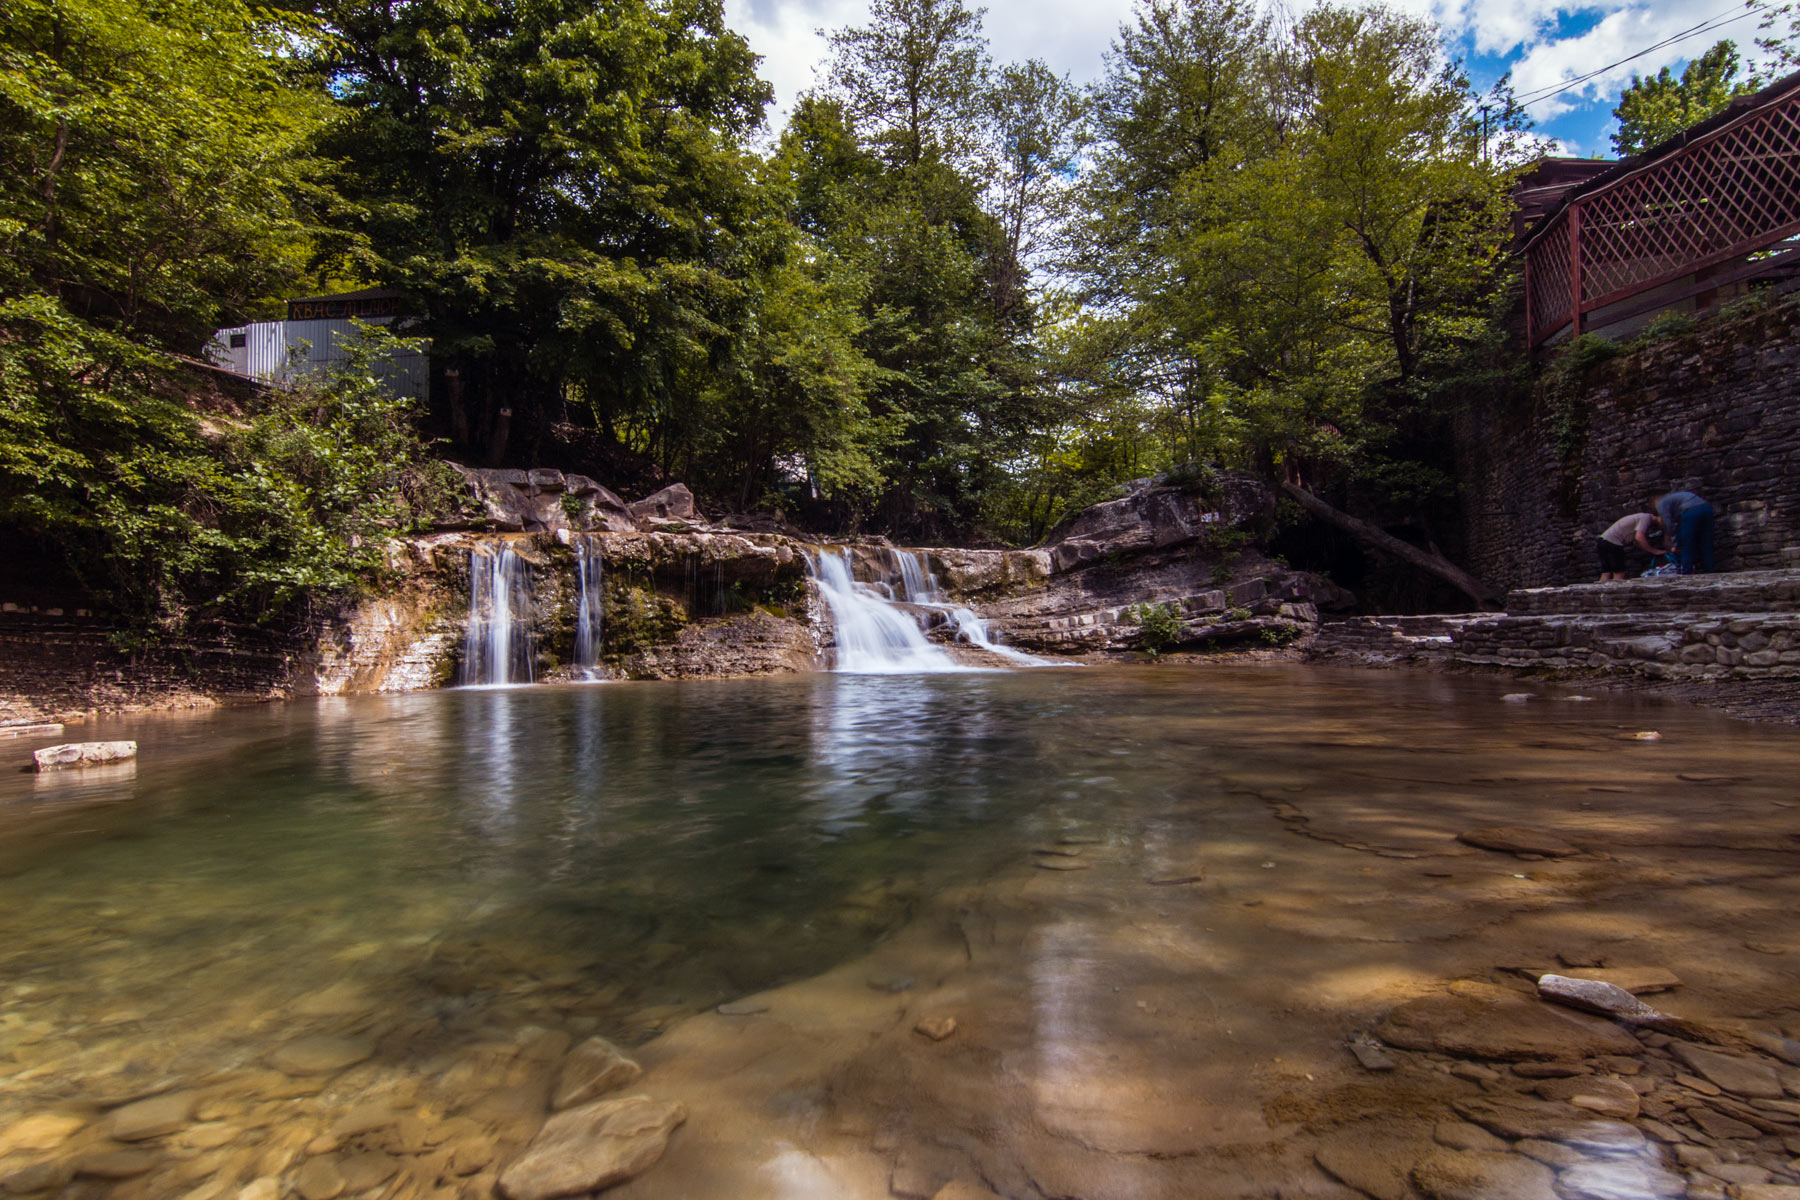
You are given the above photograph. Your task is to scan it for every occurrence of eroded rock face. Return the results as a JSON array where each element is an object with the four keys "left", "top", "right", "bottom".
[
  {"left": 496, "top": 1094, "right": 686, "bottom": 1200},
  {"left": 1042, "top": 472, "right": 1275, "bottom": 573}
]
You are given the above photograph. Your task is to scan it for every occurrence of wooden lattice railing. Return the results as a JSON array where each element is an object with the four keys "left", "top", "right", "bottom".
[{"left": 1525, "top": 79, "right": 1800, "bottom": 346}]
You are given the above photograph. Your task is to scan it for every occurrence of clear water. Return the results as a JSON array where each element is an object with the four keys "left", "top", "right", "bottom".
[{"left": 4, "top": 666, "right": 1800, "bottom": 1197}]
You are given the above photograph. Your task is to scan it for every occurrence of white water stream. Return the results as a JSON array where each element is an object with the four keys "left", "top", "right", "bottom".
[
  {"left": 881, "top": 549, "right": 1051, "bottom": 668},
  {"left": 462, "top": 543, "right": 537, "bottom": 686},
  {"left": 808, "top": 548, "right": 1050, "bottom": 673},
  {"left": 573, "top": 535, "right": 604, "bottom": 679},
  {"left": 809, "top": 550, "right": 967, "bottom": 673}
]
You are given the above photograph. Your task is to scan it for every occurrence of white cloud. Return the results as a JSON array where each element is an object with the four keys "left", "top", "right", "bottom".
[{"left": 725, "top": 0, "right": 1772, "bottom": 134}]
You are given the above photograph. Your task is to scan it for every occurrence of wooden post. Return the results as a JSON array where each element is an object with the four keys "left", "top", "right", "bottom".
[
  {"left": 1569, "top": 203, "right": 1584, "bottom": 338},
  {"left": 1524, "top": 247, "right": 1534, "bottom": 346}
]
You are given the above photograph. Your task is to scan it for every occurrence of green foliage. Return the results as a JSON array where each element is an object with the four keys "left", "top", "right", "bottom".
[
  {"left": 0, "top": 0, "right": 329, "bottom": 347},
  {"left": 1549, "top": 334, "right": 1623, "bottom": 382},
  {"left": 0, "top": 305, "right": 451, "bottom": 624},
  {"left": 1638, "top": 310, "right": 1699, "bottom": 343},
  {"left": 309, "top": 0, "right": 776, "bottom": 474},
  {"left": 0, "top": 0, "right": 451, "bottom": 627},
  {"left": 1612, "top": 41, "right": 1754, "bottom": 157},
  {"left": 1126, "top": 600, "right": 1183, "bottom": 653},
  {"left": 1065, "top": 0, "right": 1519, "bottom": 538}
]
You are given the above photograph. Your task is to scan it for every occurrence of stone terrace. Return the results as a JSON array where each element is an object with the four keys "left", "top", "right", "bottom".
[{"left": 1312, "top": 569, "right": 1800, "bottom": 684}]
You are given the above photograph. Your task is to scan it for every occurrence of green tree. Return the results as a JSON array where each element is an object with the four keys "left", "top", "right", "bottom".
[
  {"left": 800, "top": 0, "right": 1061, "bottom": 540},
  {"left": 1612, "top": 40, "right": 1755, "bottom": 156},
  {"left": 0, "top": 0, "right": 328, "bottom": 349},
  {"left": 308, "top": 0, "right": 774, "bottom": 470},
  {"left": 824, "top": 0, "right": 991, "bottom": 170}
]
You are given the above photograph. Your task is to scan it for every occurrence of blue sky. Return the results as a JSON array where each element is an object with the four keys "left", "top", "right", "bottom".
[{"left": 723, "top": 0, "right": 1781, "bottom": 160}]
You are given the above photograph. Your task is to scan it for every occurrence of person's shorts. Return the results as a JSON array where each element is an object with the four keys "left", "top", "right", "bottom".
[{"left": 1597, "top": 537, "right": 1627, "bottom": 573}]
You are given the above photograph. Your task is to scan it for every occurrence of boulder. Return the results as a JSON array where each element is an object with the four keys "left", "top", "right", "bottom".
[
  {"left": 33, "top": 741, "right": 136, "bottom": 771},
  {"left": 563, "top": 474, "right": 599, "bottom": 497},
  {"left": 1536, "top": 974, "right": 1663, "bottom": 1022},
  {"left": 1377, "top": 981, "right": 1640, "bottom": 1061},
  {"left": 1041, "top": 471, "right": 1275, "bottom": 574},
  {"left": 552, "top": 1037, "right": 643, "bottom": 1111},
  {"left": 497, "top": 1094, "right": 686, "bottom": 1200},
  {"left": 629, "top": 484, "right": 702, "bottom": 525},
  {"left": 527, "top": 469, "right": 566, "bottom": 493}
]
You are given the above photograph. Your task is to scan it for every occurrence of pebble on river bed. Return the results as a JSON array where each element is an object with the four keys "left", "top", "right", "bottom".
[
  {"left": 269, "top": 1035, "right": 375, "bottom": 1076},
  {"left": 915, "top": 1015, "right": 958, "bottom": 1041}
]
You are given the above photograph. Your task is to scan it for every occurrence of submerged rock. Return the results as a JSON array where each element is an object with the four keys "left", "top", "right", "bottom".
[
  {"left": 1377, "top": 982, "right": 1639, "bottom": 1060},
  {"left": 269, "top": 1034, "right": 375, "bottom": 1076},
  {"left": 1670, "top": 1042, "right": 1785, "bottom": 1099},
  {"left": 105, "top": 1090, "right": 195, "bottom": 1141},
  {"left": 1534, "top": 1075, "right": 1640, "bottom": 1119},
  {"left": 1556, "top": 1159, "right": 1686, "bottom": 1200},
  {"left": 552, "top": 1037, "right": 643, "bottom": 1110},
  {"left": 497, "top": 1094, "right": 686, "bottom": 1200},
  {"left": 1410, "top": 1149, "right": 1558, "bottom": 1200},
  {"left": 914, "top": 1016, "right": 958, "bottom": 1041}
]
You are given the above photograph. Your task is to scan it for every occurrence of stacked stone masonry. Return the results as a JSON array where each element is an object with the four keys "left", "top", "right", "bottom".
[
  {"left": 1312, "top": 569, "right": 1800, "bottom": 685},
  {"left": 1456, "top": 297, "right": 1800, "bottom": 594}
]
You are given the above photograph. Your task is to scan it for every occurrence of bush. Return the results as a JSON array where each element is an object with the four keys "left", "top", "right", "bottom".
[{"left": 1127, "top": 601, "right": 1183, "bottom": 654}]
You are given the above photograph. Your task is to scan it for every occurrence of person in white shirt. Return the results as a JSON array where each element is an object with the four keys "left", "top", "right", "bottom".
[{"left": 1596, "top": 512, "right": 1663, "bottom": 582}]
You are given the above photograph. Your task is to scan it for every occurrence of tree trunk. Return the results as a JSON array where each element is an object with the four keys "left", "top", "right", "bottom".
[{"left": 1279, "top": 480, "right": 1501, "bottom": 610}]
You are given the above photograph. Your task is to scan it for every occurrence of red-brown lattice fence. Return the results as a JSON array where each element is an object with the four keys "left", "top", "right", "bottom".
[{"left": 1525, "top": 78, "right": 1800, "bottom": 347}]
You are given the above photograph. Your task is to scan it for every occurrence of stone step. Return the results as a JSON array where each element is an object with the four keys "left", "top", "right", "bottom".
[{"left": 1506, "top": 569, "right": 1800, "bottom": 617}]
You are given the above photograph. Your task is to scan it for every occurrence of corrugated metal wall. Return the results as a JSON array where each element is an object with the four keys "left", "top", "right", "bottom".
[{"left": 207, "top": 317, "right": 430, "bottom": 402}]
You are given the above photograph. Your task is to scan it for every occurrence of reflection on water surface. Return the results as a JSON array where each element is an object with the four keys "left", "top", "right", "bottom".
[{"left": 3, "top": 666, "right": 1800, "bottom": 1198}]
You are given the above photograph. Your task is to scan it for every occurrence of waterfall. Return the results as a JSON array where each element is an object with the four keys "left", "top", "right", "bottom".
[
  {"left": 573, "top": 535, "right": 604, "bottom": 678},
  {"left": 807, "top": 550, "right": 967, "bottom": 674},
  {"left": 462, "top": 543, "right": 537, "bottom": 686},
  {"left": 883, "top": 549, "right": 1051, "bottom": 667}
]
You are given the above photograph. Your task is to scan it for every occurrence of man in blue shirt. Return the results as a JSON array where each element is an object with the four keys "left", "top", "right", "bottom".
[{"left": 1655, "top": 491, "right": 1716, "bottom": 574}]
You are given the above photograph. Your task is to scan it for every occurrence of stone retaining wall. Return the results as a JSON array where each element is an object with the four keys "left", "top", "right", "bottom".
[
  {"left": 1457, "top": 295, "right": 1800, "bottom": 594},
  {"left": 1311, "top": 569, "right": 1800, "bottom": 687}
]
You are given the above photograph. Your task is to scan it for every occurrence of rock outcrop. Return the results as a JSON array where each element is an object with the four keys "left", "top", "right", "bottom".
[{"left": 32, "top": 741, "right": 137, "bottom": 771}]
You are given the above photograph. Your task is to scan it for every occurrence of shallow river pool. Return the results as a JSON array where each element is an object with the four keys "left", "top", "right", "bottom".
[{"left": 4, "top": 665, "right": 1800, "bottom": 1199}]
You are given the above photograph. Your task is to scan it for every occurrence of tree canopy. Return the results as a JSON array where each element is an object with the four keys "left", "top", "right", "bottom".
[{"left": 1611, "top": 40, "right": 1756, "bottom": 157}]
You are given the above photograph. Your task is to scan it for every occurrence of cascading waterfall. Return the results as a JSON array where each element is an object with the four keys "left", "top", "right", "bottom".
[
  {"left": 462, "top": 542, "right": 537, "bottom": 686},
  {"left": 884, "top": 549, "right": 1051, "bottom": 667},
  {"left": 573, "top": 535, "right": 604, "bottom": 679},
  {"left": 807, "top": 549, "right": 967, "bottom": 674}
]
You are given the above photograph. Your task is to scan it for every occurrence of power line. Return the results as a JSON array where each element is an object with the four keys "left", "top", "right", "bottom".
[{"left": 1510, "top": 2, "right": 1765, "bottom": 109}]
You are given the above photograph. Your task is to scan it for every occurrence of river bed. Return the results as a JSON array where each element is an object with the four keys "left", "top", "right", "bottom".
[{"left": 3, "top": 665, "right": 1800, "bottom": 1199}]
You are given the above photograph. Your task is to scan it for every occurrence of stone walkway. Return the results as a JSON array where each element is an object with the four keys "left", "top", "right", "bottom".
[{"left": 1311, "top": 570, "right": 1800, "bottom": 722}]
